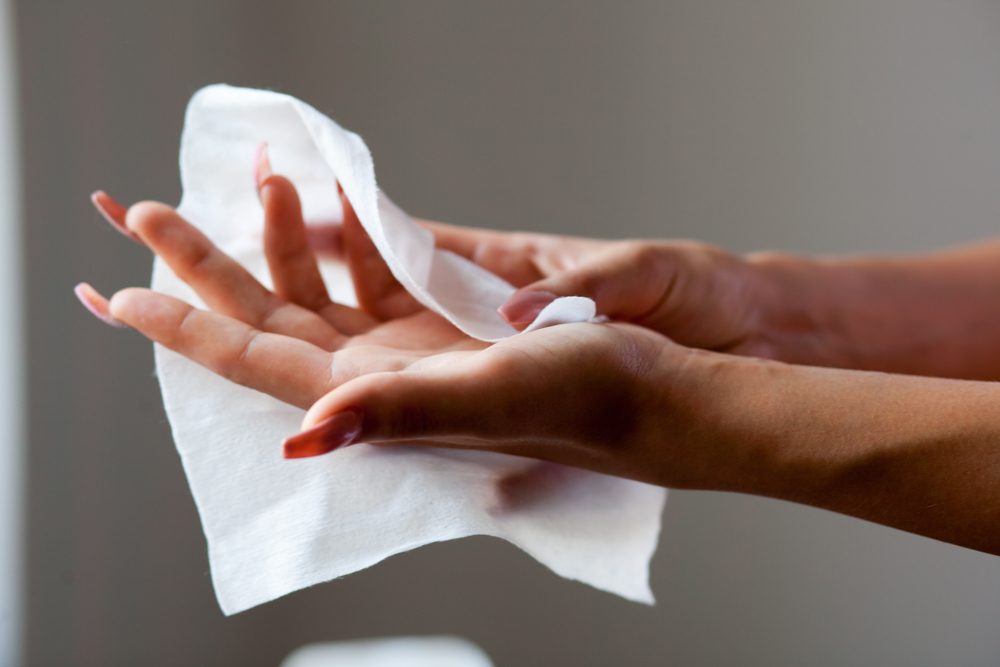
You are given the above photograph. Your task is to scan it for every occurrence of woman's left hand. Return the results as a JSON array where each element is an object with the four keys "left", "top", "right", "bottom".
[{"left": 79, "top": 166, "right": 735, "bottom": 490}]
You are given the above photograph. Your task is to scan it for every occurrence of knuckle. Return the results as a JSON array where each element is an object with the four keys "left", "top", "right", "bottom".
[
  {"left": 168, "top": 303, "right": 198, "bottom": 347},
  {"left": 183, "top": 238, "right": 217, "bottom": 275},
  {"left": 625, "top": 241, "right": 663, "bottom": 270},
  {"left": 221, "top": 330, "right": 260, "bottom": 384},
  {"left": 470, "top": 241, "right": 506, "bottom": 268},
  {"left": 256, "top": 297, "right": 289, "bottom": 330},
  {"left": 506, "top": 232, "right": 540, "bottom": 254}
]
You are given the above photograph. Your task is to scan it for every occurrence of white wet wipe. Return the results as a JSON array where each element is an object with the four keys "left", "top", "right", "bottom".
[{"left": 152, "top": 84, "right": 667, "bottom": 614}]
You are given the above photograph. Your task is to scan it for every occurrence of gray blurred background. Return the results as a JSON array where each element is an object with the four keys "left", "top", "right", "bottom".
[{"left": 12, "top": 0, "right": 1000, "bottom": 665}]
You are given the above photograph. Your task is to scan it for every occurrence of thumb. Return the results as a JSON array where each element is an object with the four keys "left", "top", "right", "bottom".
[
  {"left": 498, "top": 243, "right": 669, "bottom": 330},
  {"left": 282, "top": 367, "right": 508, "bottom": 458}
]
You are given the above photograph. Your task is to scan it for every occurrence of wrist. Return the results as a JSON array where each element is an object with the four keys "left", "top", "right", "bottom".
[
  {"left": 645, "top": 345, "right": 850, "bottom": 498},
  {"left": 640, "top": 344, "right": 803, "bottom": 494},
  {"left": 744, "top": 251, "right": 863, "bottom": 369}
]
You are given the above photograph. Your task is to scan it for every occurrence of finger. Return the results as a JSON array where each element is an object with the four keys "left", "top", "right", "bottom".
[
  {"left": 282, "top": 357, "right": 610, "bottom": 470},
  {"left": 283, "top": 365, "right": 507, "bottom": 457},
  {"left": 108, "top": 287, "right": 334, "bottom": 409},
  {"left": 418, "top": 219, "right": 485, "bottom": 259},
  {"left": 342, "top": 190, "right": 423, "bottom": 320},
  {"left": 498, "top": 243, "right": 670, "bottom": 330},
  {"left": 256, "top": 147, "right": 375, "bottom": 334},
  {"left": 125, "top": 200, "right": 347, "bottom": 350},
  {"left": 257, "top": 148, "right": 331, "bottom": 310},
  {"left": 302, "top": 181, "right": 344, "bottom": 259},
  {"left": 419, "top": 220, "right": 545, "bottom": 285}
]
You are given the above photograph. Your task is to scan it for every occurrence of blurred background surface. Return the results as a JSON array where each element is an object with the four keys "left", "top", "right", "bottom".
[{"left": 11, "top": 1, "right": 1000, "bottom": 665}]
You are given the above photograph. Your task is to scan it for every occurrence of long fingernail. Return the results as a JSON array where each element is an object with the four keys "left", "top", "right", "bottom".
[
  {"left": 283, "top": 410, "right": 363, "bottom": 459},
  {"left": 497, "top": 290, "right": 558, "bottom": 327},
  {"left": 254, "top": 142, "right": 272, "bottom": 194},
  {"left": 74, "top": 282, "right": 128, "bottom": 328},
  {"left": 91, "top": 191, "right": 143, "bottom": 244}
]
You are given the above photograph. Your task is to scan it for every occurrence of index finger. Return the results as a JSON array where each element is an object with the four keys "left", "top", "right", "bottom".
[{"left": 109, "top": 287, "right": 334, "bottom": 409}]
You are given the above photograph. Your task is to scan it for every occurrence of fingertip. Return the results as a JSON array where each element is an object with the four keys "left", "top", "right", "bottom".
[
  {"left": 107, "top": 286, "right": 168, "bottom": 326},
  {"left": 254, "top": 145, "right": 300, "bottom": 207},
  {"left": 123, "top": 200, "right": 176, "bottom": 238},
  {"left": 498, "top": 289, "right": 558, "bottom": 328},
  {"left": 258, "top": 174, "right": 300, "bottom": 211},
  {"left": 106, "top": 286, "right": 138, "bottom": 319}
]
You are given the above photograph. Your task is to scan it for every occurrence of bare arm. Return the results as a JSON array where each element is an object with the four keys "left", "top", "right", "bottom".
[
  {"left": 408, "top": 219, "right": 1000, "bottom": 380},
  {"left": 680, "top": 351, "right": 1000, "bottom": 554},
  {"left": 750, "top": 241, "right": 1000, "bottom": 380}
]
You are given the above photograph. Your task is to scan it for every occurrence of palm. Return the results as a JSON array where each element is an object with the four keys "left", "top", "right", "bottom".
[
  {"left": 80, "top": 169, "right": 503, "bottom": 411},
  {"left": 298, "top": 317, "right": 672, "bottom": 482}
]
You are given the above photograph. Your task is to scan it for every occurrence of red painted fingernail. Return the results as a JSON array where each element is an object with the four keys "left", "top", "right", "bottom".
[
  {"left": 283, "top": 410, "right": 363, "bottom": 459},
  {"left": 254, "top": 142, "right": 272, "bottom": 193},
  {"left": 91, "top": 190, "right": 142, "bottom": 244},
  {"left": 497, "top": 290, "right": 558, "bottom": 327},
  {"left": 74, "top": 282, "right": 127, "bottom": 328}
]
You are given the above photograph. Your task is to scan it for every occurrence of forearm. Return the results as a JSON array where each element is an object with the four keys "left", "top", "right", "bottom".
[
  {"left": 750, "top": 240, "right": 1000, "bottom": 379},
  {"left": 685, "top": 353, "right": 1000, "bottom": 555}
]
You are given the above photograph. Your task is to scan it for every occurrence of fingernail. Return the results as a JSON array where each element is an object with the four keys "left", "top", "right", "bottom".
[
  {"left": 74, "top": 282, "right": 127, "bottom": 328},
  {"left": 254, "top": 142, "right": 272, "bottom": 194},
  {"left": 283, "top": 409, "right": 363, "bottom": 459},
  {"left": 91, "top": 190, "right": 143, "bottom": 244},
  {"left": 497, "top": 290, "right": 558, "bottom": 327}
]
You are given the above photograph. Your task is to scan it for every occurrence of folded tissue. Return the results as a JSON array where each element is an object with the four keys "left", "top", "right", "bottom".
[{"left": 152, "top": 84, "right": 667, "bottom": 614}]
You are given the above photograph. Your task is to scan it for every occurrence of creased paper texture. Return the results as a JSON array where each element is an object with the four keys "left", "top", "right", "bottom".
[{"left": 153, "top": 84, "right": 667, "bottom": 614}]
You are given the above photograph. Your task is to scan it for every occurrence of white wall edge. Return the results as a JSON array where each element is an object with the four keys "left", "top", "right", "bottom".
[{"left": 0, "top": 0, "right": 24, "bottom": 664}]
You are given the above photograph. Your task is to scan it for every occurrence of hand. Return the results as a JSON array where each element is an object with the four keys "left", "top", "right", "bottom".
[
  {"left": 78, "top": 166, "right": 731, "bottom": 488},
  {"left": 326, "top": 211, "right": 822, "bottom": 364},
  {"left": 81, "top": 172, "right": 489, "bottom": 412}
]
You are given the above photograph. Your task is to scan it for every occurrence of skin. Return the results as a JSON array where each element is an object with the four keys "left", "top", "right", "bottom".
[{"left": 78, "top": 163, "right": 1000, "bottom": 558}]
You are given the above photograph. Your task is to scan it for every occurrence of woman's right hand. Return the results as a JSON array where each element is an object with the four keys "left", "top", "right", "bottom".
[{"left": 329, "top": 213, "right": 836, "bottom": 365}]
